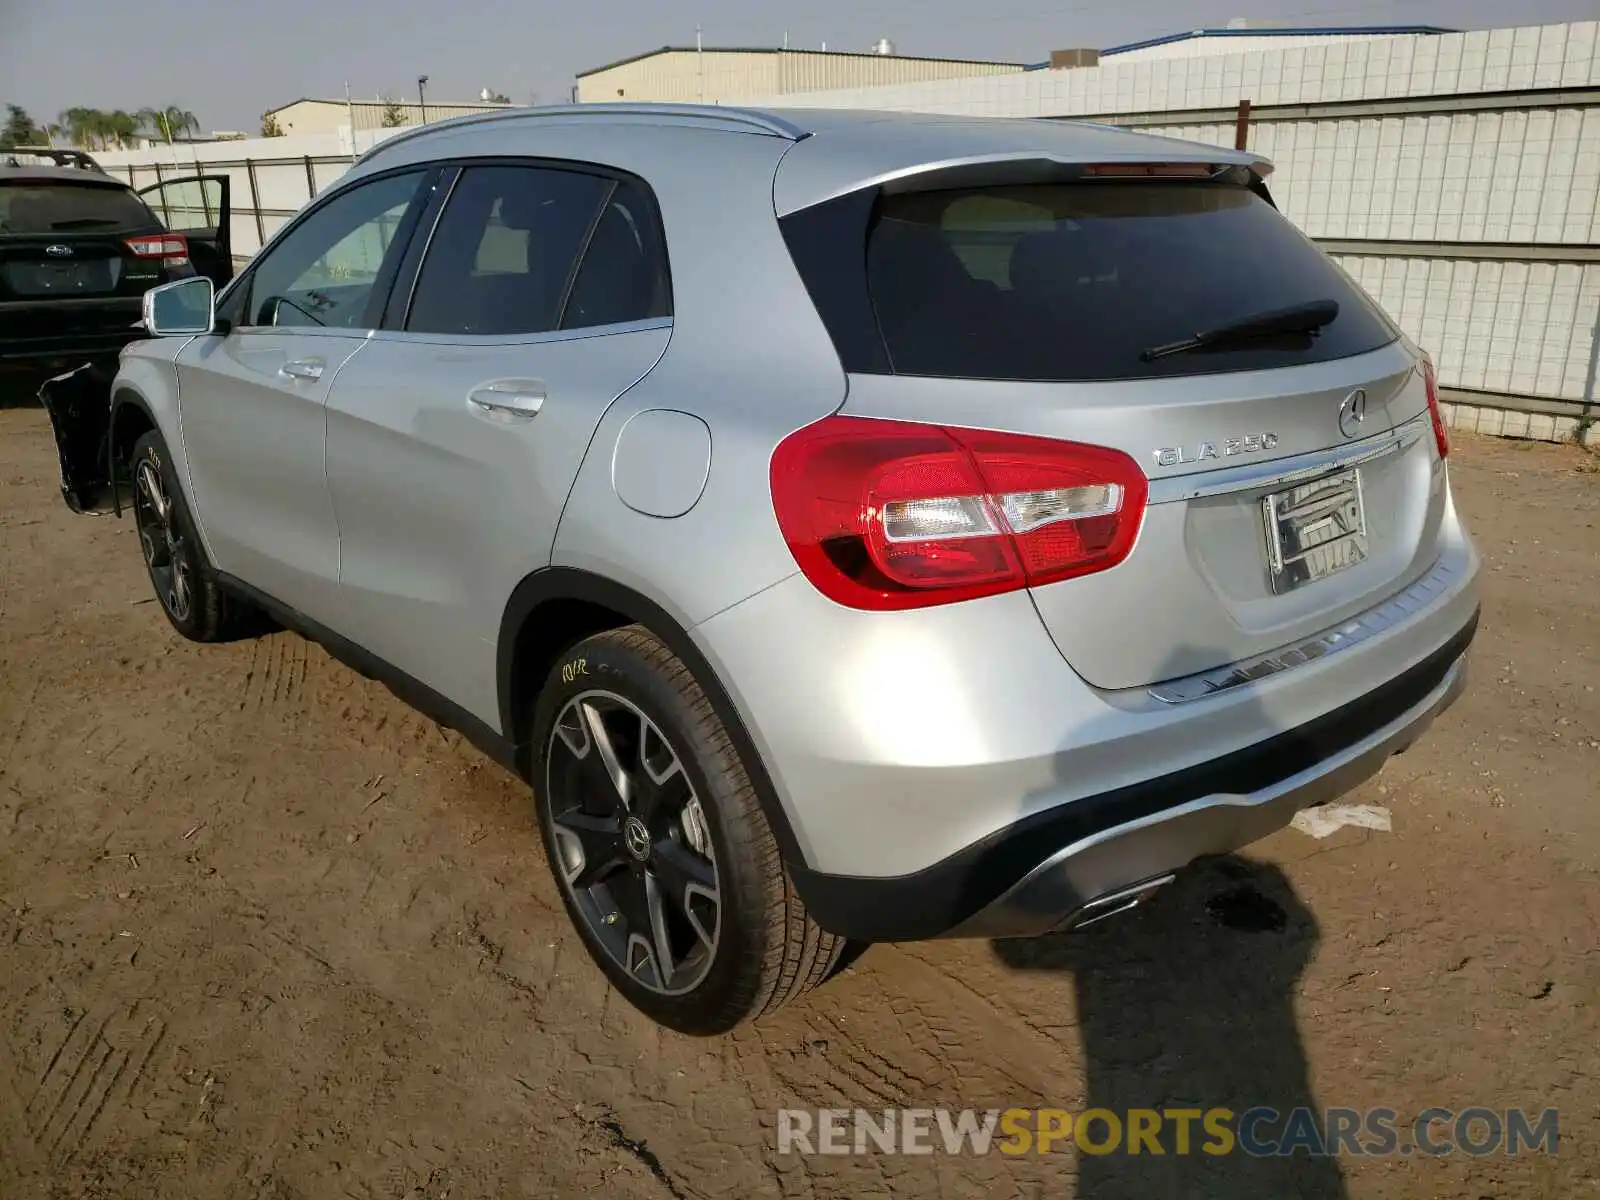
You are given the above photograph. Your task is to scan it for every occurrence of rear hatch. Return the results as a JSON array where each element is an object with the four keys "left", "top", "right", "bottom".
[
  {"left": 781, "top": 162, "right": 1444, "bottom": 690},
  {"left": 0, "top": 176, "right": 169, "bottom": 332}
]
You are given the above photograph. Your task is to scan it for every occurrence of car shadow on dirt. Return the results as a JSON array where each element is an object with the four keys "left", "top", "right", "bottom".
[{"left": 992, "top": 854, "right": 1346, "bottom": 1198}]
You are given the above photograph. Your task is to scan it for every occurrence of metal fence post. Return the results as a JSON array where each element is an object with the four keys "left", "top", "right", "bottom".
[
  {"left": 244, "top": 158, "right": 266, "bottom": 252},
  {"left": 151, "top": 161, "right": 170, "bottom": 224},
  {"left": 304, "top": 155, "right": 317, "bottom": 203},
  {"left": 1578, "top": 304, "right": 1599, "bottom": 446},
  {"left": 1234, "top": 99, "right": 1252, "bottom": 151}
]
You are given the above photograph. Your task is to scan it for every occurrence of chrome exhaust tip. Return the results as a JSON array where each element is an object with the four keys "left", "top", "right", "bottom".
[{"left": 1068, "top": 874, "right": 1177, "bottom": 930}]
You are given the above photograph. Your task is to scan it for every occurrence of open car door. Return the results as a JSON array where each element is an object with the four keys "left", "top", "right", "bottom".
[{"left": 137, "top": 174, "right": 232, "bottom": 287}]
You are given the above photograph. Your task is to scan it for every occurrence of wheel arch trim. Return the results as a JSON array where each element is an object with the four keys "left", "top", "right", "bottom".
[
  {"left": 497, "top": 566, "right": 810, "bottom": 870},
  {"left": 107, "top": 385, "right": 159, "bottom": 517}
]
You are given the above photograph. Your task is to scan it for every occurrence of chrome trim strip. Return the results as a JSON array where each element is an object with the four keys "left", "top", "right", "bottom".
[
  {"left": 1148, "top": 556, "right": 1462, "bottom": 704},
  {"left": 1148, "top": 414, "right": 1426, "bottom": 504}
]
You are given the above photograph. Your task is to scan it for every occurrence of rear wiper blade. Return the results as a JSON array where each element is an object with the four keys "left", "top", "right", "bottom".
[{"left": 1140, "top": 299, "right": 1340, "bottom": 362}]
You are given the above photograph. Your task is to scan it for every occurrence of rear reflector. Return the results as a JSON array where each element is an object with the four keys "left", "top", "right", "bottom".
[
  {"left": 125, "top": 233, "right": 190, "bottom": 265},
  {"left": 770, "top": 416, "right": 1148, "bottom": 611},
  {"left": 1421, "top": 353, "right": 1449, "bottom": 460}
]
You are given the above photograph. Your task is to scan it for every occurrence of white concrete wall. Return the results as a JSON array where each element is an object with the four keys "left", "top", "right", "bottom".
[
  {"left": 268, "top": 100, "right": 512, "bottom": 136},
  {"left": 93, "top": 129, "right": 405, "bottom": 257}
]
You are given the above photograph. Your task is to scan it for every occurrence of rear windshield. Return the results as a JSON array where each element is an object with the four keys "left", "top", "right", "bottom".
[
  {"left": 788, "top": 182, "right": 1396, "bottom": 382},
  {"left": 0, "top": 182, "right": 156, "bottom": 235}
]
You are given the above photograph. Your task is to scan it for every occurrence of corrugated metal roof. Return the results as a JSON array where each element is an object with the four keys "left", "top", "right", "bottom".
[
  {"left": 577, "top": 46, "right": 1025, "bottom": 79},
  {"left": 1100, "top": 26, "right": 1456, "bottom": 57}
]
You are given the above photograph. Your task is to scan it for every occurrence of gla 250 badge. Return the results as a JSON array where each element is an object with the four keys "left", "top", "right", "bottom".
[{"left": 1153, "top": 432, "right": 1279, "bottom": 468}]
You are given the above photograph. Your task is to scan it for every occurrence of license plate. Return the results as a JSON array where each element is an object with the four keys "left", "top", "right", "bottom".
[
  {"left": 9, "top": 261, "right": 103, "bottom": 295},
  {"left": 38, "top": 262, "right": 89, "bottom": 288},
  {"left": 1261, "top": 468, "right": 1368, "bottom": 594}
]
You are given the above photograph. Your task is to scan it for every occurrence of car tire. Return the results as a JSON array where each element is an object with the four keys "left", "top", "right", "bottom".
[
  {"left": 129, "top": 430, "right": 253, "bottom": 642},
  {"left": 529, "top": 625, "right": 844, "bottom": 1035}
]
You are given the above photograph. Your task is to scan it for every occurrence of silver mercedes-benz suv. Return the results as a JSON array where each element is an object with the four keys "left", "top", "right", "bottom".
[{"left": 43, "top": 105, "right": 1479, "bottom": 1034}]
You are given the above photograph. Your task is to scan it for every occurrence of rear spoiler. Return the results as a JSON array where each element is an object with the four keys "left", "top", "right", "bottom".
[{"left": 775, "top": 138, "right": 1273, "bottom": 217}]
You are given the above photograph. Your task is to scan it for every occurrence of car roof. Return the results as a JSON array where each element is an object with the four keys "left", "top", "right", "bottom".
[{"left": 357, "top": 103, "right": 1270, "bottom": 215}]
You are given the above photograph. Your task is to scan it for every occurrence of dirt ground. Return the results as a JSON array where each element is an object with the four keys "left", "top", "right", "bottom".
[{"left": 0, "top": 398, "right": 1596, "bottom": 1199}]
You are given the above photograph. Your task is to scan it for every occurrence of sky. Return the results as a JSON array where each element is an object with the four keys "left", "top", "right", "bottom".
[{"left": 3, "top": 0, "right": 1594, "bottom": 134}]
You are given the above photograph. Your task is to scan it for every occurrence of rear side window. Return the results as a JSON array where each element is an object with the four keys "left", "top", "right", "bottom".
[
  {"left": 561, "top": 180, "right": 671, "bottom": 329},
  {"left": 788, "top": 182, "right": 1396, "bottom": 382},
  {"left": 0, "top": 182, "right": 155, "bottom": 234},
  {"left": 407, "top": 165, "right": 668, "bottom": 337}
]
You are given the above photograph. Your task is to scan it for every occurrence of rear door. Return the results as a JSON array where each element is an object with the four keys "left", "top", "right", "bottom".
[
  {"left": 784, "top": 173, "right": 1443, "bottom": 690},
  {"left": 136, "top": 175, "right": 233, "bottom": 287},
  {"left": 323, "top": 162, "right": 672, "bottom": 723}
]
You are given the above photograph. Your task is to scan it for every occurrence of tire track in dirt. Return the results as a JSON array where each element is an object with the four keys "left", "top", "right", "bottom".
[{"left": 24, "top": 1001, "right": 168, "bottom": 1168}]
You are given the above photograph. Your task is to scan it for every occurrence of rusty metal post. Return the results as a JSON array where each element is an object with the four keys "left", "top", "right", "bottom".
[
  {"left": 1578, "top": 302, "right": 1599, "bottom": 446},
  {"left": 151, "top": 160, "right": 170, "bottom": 225},
  {"left": 245, "top": 158, "right": 265, "bottom": 248},
  {"left": 304, "top": 155, "right": 317, "bottom": 202},
  {"left": 1234, "top": 99, "right": 1253, "bottom": 151}
]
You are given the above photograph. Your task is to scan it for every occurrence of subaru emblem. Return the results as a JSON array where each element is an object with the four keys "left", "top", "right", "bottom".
[{"left": 44, "top": 244, "right": 74, "bottom": 257}]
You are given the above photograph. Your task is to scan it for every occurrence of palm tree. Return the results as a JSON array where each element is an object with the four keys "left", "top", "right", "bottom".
[
  {"left": 105, "top": 110, "right": 138, "bottom": 149},
  {"left": 166, "top": 106, "right": 200, "bottom": 140},
  {"left": 137, "top": 107, "right": 164, "bottom": 143},
  {"left": 139, "top": 105, "right": 200, "bottom": 144},
  {"left": 60, "top": 107, "right": 97, "bottom": 148}
]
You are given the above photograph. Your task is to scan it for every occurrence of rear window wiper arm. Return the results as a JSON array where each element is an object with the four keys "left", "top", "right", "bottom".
[{"left": 1140, "top": 299, "right": 1340, "bottom": 362}]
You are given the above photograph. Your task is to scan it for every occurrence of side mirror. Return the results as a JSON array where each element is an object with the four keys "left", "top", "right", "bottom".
[{"left": 143, "top": 277, "right": 215, "bottom": 336}]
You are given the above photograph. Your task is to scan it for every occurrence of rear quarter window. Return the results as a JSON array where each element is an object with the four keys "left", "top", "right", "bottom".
[
  {"left": 786, "top": 181, "right": 1398, "bottom": 382},
  {"left": 0, "top": 182, "right": 156, "bottom": 235}
]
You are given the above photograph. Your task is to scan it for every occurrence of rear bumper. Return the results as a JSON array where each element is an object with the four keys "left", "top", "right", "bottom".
[
  {"left": 693, "top": 488, "right": 1481, "bottom": 941},
  {"left": 0, "top": 333, "right": 139, "bottom": 365},
  {"left": 792, "top": 612, "right": 1475, "bottom": 941},
  {"left": 0, "top": 299, "right": 144, "bottom": 364}
]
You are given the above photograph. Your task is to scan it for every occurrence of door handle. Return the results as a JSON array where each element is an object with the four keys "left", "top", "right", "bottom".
[
  {"left": 468, "top": 379, "right": 546, "bottom": 422},
  {"left": 280, "top": 358, "right": 324, "bottom": 381}
]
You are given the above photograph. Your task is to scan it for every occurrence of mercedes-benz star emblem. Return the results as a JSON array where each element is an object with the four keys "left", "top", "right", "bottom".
[
  {"left": 1338, "top": 389, "right": 1368, "bottom": 440},
  {"left": 623, "top": 816, "right": 651, "bottom": 861}
]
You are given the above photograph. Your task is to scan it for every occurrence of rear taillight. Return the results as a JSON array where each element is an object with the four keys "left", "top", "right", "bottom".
[
  {"left": 125, "top": 233, "right": 190, "bottom": 267},
  {"left": 770, "top": 416, "right": 1148, "bottom": 611},
  {"left": 1421, "top": 353, "right": 1449, "bottom": 460}
]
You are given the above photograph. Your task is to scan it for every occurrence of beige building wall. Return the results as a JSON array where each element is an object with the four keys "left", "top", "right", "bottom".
[
  {"left": 577, "top": 49, "right": 1024, "bottom": 104},
  {"left": 268, "top": 99, "right": 512, "bottom": 136}
]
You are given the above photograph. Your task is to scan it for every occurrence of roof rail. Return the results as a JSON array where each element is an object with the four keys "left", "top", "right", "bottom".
[
  {"left": 0, "top": 146, "right": 105, "bottom": 172},
  {"left": 358, "top": 104, "right": 808, "bottom": 166}
]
